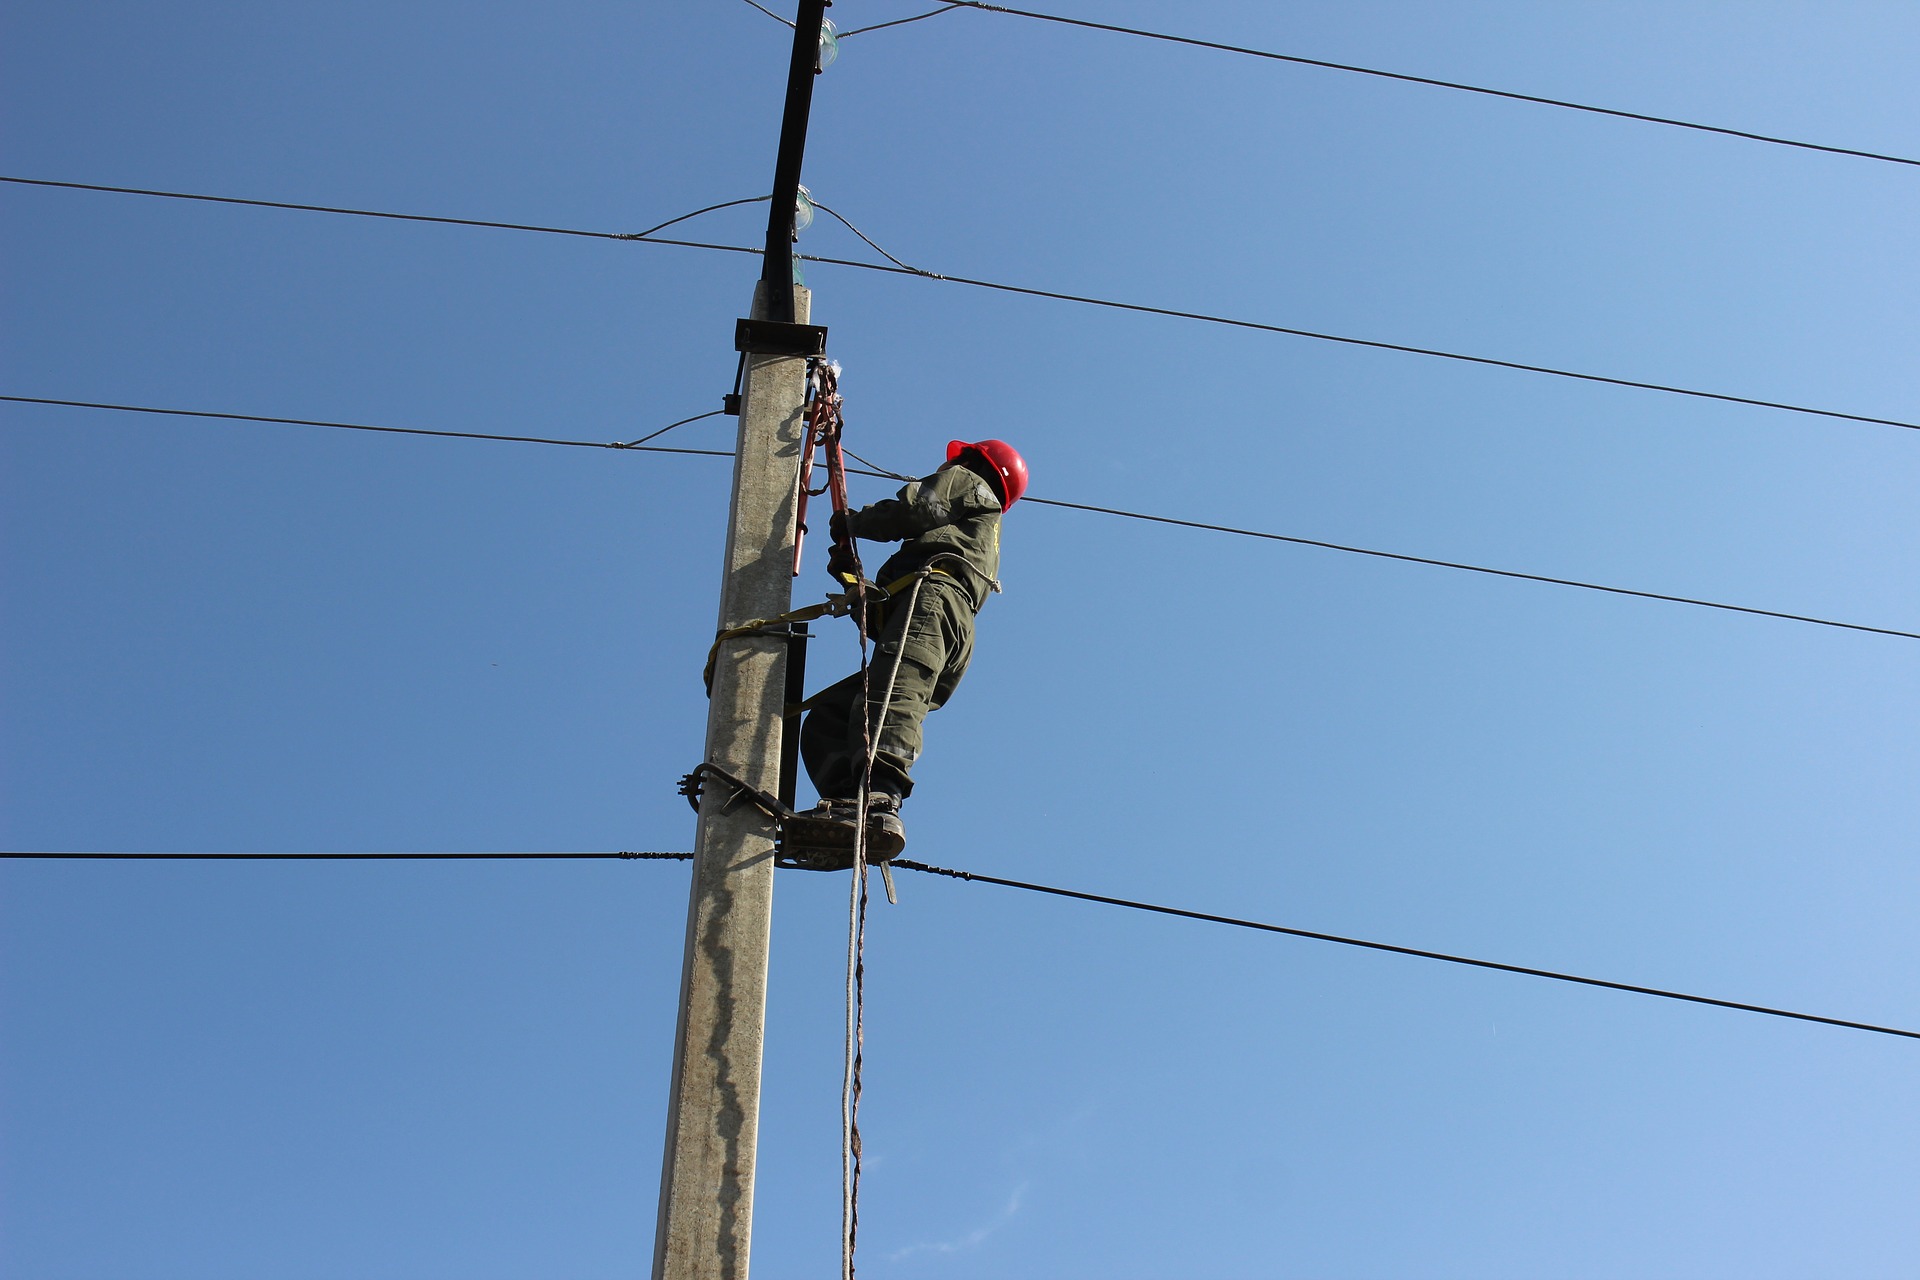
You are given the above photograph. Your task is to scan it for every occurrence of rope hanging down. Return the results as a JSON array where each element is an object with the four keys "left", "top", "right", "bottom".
[
  {"left": 802, "top": 359, "right": 875, "bottom": 1280},
  {"left": 797, "top": 362, "right": 932, "bottom": 1278}
]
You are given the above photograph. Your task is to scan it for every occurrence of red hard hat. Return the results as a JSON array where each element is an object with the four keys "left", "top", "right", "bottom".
[{"left": 947, "top": 438, "right": 1029, "bottom": 509}]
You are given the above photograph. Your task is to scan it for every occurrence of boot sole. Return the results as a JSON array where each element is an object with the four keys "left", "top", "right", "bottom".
[{"left": 782, "top": 813, "right": 905, "bottom": 864}]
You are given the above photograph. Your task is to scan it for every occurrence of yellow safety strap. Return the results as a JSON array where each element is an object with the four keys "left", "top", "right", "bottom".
[{"left": 703, "top": 598, "right": 839, "bottom": 693}]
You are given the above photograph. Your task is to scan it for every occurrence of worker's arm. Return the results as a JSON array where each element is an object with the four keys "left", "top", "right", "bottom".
[{"left": 845, "top": 467, "right": 1001, "bottom": 543}]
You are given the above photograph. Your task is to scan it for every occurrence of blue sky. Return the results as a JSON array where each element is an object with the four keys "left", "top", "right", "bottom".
[{"left": 5, "top": 2, "right": 1918, "bottom": 1276}]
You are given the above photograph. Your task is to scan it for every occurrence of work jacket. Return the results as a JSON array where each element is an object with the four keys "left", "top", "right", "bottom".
[{"left": 847, "top": 464, "right": 1002, "bottom": 611}]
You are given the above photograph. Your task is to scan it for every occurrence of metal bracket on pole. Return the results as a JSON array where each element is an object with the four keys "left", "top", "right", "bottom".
[
  {"left": 778, "top": 625, "right": 809, "bottom": 809},
  {"left": 735, "top": 318, "right": 830, "bottom": 357}
]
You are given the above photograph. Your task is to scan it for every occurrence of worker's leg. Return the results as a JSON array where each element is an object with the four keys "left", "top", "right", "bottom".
[
  {"left": 866, "top": 579, "right": 975, "bottom": 800},
  {"left": 800, "top": 671, "right": 865, "bottom": 801}
]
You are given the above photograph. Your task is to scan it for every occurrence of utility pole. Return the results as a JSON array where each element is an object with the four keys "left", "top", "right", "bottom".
[{"left": 653, "top": 4, "right": 831, "bottom": 1278}]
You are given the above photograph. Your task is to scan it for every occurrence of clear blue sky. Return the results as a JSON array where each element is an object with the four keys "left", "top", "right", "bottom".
[{"left": 5, "top": 2, "right": 1918, "bottom": 1276}]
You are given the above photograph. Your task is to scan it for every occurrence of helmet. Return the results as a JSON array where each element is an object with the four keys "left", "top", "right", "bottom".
[{"left": 946, "top": 438, "right": 1029, "bottom": 509}]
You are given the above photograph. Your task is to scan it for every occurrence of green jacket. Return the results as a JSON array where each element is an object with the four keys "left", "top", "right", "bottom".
[{"left": 848, "top": 464, "right": 1002, "bottom": 611}]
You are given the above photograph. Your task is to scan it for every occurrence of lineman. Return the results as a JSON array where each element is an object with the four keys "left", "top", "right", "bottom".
[{"left": 795, "top": 438, "right": 1029, "bottom": 858}]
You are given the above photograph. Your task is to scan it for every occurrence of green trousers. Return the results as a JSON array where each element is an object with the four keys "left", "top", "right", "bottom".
[{"left": 800, "top": 575, "right": 976, "bottom": 800}]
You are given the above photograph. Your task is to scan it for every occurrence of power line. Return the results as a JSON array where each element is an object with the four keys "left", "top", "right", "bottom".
[
  {"left": 839, "top": 447, "right": 914, "bottom": 481},
  {"left": 740, "top": 0, "right": 964, "bottom": 41},
  {"left": 809, "top": 198, "right": 931, "bottom": 274},
  {"left": 0, "top": 175, "right": 764, "bottom": 256},
  {"left": 891, "top": 859, "right": 1920, "bottom": 1042},
  {"left": 12, "top": 847, "right": 1912, "bottom": 1042},
  {"left": 843, "top": 446, "right": 1920, "bottom": 641},
  {"left": 11, "top": 173, "right": 1918, "bottom": 437},
  {"left": 737, "top": 0, "right": 794, "bottom": 27},
  {"left": 619, "top": 409, "right": 728, "bottom": 448},
  {"left": 838, "top": 5, "right": 963, "bottom": 38},
  {"left": 0, "top": 395, "right": 734, "bottom": 456},
  {"left": 1, "top": 850, "right": 692, "bottom": 860},
  {"left": 798, "top": 251, "right": 1920, "bottom": 436},
  {"left": 12, "top": 394, "right": 1917, "bottom": 644},
  {"left": 1016, "top": 494, "right": 1920, "bottom": 643},
  {"left": 632, "top": 194, "right": 770, "bottom": 239},
  {"left": 939, "top": 1, "right": 1920, "bottom": 171}
]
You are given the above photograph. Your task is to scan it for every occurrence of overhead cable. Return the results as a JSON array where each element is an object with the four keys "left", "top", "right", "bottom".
[
  {"left": 632, "top": 194, "right": 770, "bottom": 239},
  {"left": 0, "top": 175, "right": 763, "bottom": 255},
  {"left": 1015, "top": 493, "right": 1920, "bottom": 643},
  {"left": 10, "top": 848, "right": 1912, "bottom": 1042},
  {"left": 12, "top": 394, "right": 1917, "bottom": 644},
  {"left": 796, "top": 250, "right": 1920, "bottom": 436},
  {"left": 737, "top": 0, "right": 794, "bottom": 27},
  {"left": 938, "top": 1, "right": 1920, "bottom": 170},
  {"left": 809, "top": 198, "right": 933, "bottom": 274},
  {"left": 838, "top": 5, "right": 963, "bottom": 38},
  {"left": 619, "top": 409, "right": 729, "bottom": 448},
  {"left": 891, "top": 859, "right": 1920, "bottom": 1042},
  {"left": 9, "top": 173, "right": 1917, "bottom": 437},
  {"left": 0, "top": 395, "right": 733, "bottom": 455}
]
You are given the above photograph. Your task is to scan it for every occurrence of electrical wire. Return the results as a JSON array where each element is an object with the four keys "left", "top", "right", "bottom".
[
  {"left": 841, "top": 448, "right": 914, "bottom": 481},
  {"left": 0, "top": 175, "right": 763, "bottom": 256},
  {"left": 890, "top": 859, "right": 1920, "bottom": 1042},
  {"left": 620, "top": 409, "right": 728, "bottom": 447},
  {"left": 838, "top": 5, "right": 963, "bottom": 38},
  {"left": 0, "top": 850, "right": 692, "bottom": 860},
  {"left": 809, "top": 198, "right": 936, "bottom": 274},
  {"left": 1013, "top": 493, "right": 1920, "bottom": 643},
  {"left": 833, "top": 459, "right": 1920, "bottom": 642},
  {"left": 631, "top": 194, "right": 770, "bottom": 239},
  {"left": 792, "top": 249, "right": 1920, "bottom": 437},
  {"left": 10, "top": 848, "right": 1912, "bottom": 1042},
  {"left": 12, "top": 395, "right": 1918, "bottom": 644},
  {"left": 940, "top": 1, "right": 1920, "bottom": 170},
  {"left": 738, "top": 0, "right": 794, "bottom": 27},
  {"left": 10, "top": 174, "right": 1920, "bottom": 437},
  {"left": 0, "top": 395, "right": 735, "bottom": 456},
  {"left": 809, "top": 206, "right": 1920, "bottom": 439}
]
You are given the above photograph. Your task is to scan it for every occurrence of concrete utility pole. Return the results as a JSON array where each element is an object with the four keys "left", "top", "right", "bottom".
[{"left": 653, "top": 4, "right": 831, "bottom": 1278}]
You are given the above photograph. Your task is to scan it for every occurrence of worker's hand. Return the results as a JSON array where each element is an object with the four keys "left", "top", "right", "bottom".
[
  {"left": 827, "top": 542, "right": 861, "bottom": 583},
  {"left": 828, "top": 509, "right": 850, "bottom": 542}
]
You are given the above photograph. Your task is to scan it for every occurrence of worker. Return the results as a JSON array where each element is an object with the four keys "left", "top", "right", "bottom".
[{"left": 794, "top": 438, "right": 1028, "bottom": 859}]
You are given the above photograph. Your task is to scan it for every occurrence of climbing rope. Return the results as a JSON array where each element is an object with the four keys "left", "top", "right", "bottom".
[
  {"left": 844, "top": 565, "right": 930, "bottom": 1280},
  {"left": 807, "top": 365, "right": 942, "bottom": 1280},
  {"left": 841, "top": 808, "right": 869, "bottom": 1280},
  {"left": 806, "top": 359, "right": 871, "bottom": 1280}
]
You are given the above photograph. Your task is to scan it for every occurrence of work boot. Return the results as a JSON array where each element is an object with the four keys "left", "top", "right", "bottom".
[
  {"left": 863, "top": 793, "right": 906, "bottom": 861},
  {"left": 796, "top": 797, "right": 856, "bottom": 823},
  {"left": 781, "top": 798, "right": 859, "bottom": 870}
]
